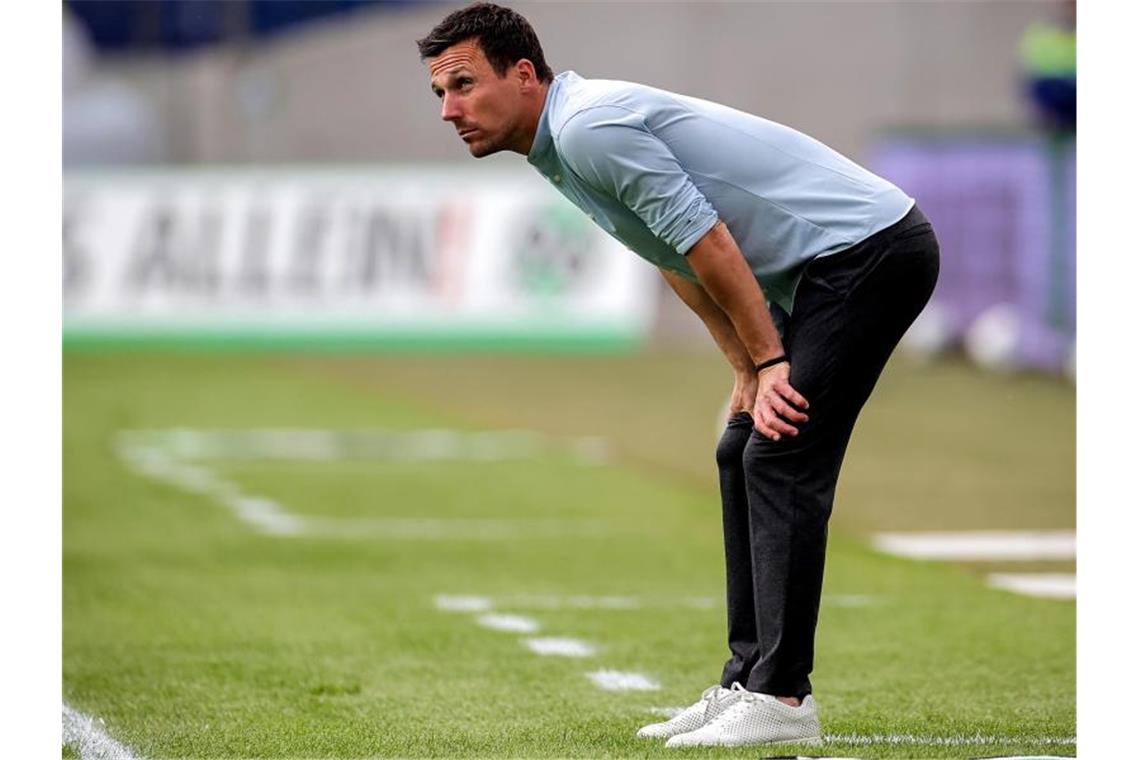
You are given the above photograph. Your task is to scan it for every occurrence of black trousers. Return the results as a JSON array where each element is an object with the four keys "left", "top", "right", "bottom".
[{"left": 716, "top": 205, "right": 940, "bottom": 698}]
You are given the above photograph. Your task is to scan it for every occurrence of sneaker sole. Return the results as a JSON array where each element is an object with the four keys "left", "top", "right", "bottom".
[
  {"left": 636, "top": 725, "right": 701, "bottom": 740},
  {"left": 667, "top": 734, "right": 823, "bottom": 748}
]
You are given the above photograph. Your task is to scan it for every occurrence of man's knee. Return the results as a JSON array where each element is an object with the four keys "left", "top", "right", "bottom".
[
  {"left": 742, "top": 428, "right": 845, "bottom": 523},
  {"left": 742, "top": 426, "right": 811, "bottom": 468},
  {"left": 716, "top": 414, "right": 753, "bottom": 470}
]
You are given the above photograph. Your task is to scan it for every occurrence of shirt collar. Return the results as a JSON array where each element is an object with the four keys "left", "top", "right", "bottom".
[{"left": 527, "top": 71, "right": 576, "bottom": 170}]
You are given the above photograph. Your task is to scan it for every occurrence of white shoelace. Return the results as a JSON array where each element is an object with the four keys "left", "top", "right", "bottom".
[
  {"left": 704, "top": 684, "right": 785, "bottom": 726},
  {"left": 701, "top": 682, "right": 750, "bottom": 722},
  {"left": 695, "top": 683, "right": 730, "bottom": 717}
]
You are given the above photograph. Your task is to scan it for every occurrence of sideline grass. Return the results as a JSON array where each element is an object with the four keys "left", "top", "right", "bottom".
[{"left": 64, "top": 352, "right": 1074, "bottom": 758}]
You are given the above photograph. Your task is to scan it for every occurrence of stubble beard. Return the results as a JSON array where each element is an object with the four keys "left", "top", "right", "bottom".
[
  {"left": 467, "top": 115, "right": 522, "bottom": 158},
  {"left": 467, "top": 131, "right": 505, "bottom": 158}
]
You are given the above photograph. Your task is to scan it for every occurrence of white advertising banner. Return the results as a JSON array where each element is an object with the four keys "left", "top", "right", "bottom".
[{"left": 64, "top": 166, "right": 658, "bottom": 349}]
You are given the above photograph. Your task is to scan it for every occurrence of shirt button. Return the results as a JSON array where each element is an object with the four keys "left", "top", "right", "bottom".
[{"left": 552, "top": 174, "right": 562, "bottom": 183}]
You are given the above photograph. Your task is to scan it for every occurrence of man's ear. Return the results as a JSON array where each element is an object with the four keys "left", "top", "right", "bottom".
[{"left": 515, "top": 58, "right": 538, "bottom": 90}]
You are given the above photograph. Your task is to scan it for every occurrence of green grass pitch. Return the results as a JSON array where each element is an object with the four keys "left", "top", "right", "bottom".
[{"left": 63, "top": 351, "right": 1075, "bottom": 758}]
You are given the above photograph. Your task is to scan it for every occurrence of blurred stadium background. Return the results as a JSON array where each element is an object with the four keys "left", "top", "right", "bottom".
[{"left": 62, "top": 2, "right": 1076, "bottom": 758}]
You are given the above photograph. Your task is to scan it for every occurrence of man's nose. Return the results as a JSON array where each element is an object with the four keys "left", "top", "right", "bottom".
[{"left": 440, "top": 93, "right": 462, "bottom": 122}]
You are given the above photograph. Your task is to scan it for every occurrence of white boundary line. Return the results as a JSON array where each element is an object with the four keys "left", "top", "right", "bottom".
[
  {"left": 62, "top": 703, "right": 139, "bottom": 760},
  {"left": 433, "top": 594, "right": 495, "bottom": 612},
  {"left": 521, "top": 637, "right": 597, "bottom": 657},
  {"left": 873, "top": 531, "right": 1076, "bottom": 561},
  {"left": 587, "top": 670, "right": 660, "bottom": 691},
  {"left": 116, "top": 441, "right": 305, "bottom": 536},
  {"left": 116, "top": 430, "right": 610, "bottom": 540},
  {"left": 434, "top": 594, "right": 655, "bottom": 692},
  {"left": 475, "top": 613, "right": 541, "bottom": 633},
  {"left": 988, "top": 573, "right": 1076, "bottom": 600},
  {"left": 117, "top": 428, "right": 610, "bottom": 465}
]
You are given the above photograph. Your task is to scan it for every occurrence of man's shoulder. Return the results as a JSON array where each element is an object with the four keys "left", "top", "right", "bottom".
[{"left": 548, "top": 71, "right": 652, "bottom": 136}]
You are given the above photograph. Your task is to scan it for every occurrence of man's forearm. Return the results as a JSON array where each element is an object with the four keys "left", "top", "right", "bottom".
[
  {"left": 684, "top": 222, "right": 784, "bottom": 366},
  {"left": 659, "top": 268, "right": 754, "bottom": 372}
]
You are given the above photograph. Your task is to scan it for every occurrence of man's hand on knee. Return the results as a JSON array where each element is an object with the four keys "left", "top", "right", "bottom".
[{"left": 752, "top": 362, "right": 809, "bottom": 441}]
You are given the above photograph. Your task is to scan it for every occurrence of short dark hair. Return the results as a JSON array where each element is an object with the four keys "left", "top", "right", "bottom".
[{"left": 416, "top": 2, "right": 554, "bottom": 83}]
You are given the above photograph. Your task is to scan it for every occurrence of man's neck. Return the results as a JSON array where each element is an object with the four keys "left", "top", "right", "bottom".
[{"left": 513, "top": 80, "right": 551, "bottom": 155}]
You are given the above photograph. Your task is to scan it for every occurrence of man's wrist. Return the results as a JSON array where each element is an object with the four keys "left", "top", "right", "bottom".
[{"left": 754, "top": 354, "right": 789, "bottom": 373}]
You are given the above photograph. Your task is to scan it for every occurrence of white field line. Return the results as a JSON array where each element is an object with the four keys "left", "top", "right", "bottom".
[
  {"left": 117, "top": 442, "right": 305, "bottom": 536},
  {"left": 117, "top": 432, "right": 609, "bottom": 540},
  {"left": 435, "top": 597, "right": 654, "bottom": 693},
  {"left": 434, "top": 594, "right": 495, "bottom": 612},
  {"left": 823, "top": 732, "right": 1075, "bottom": 747},
  {"left": 117, "top": 429, "right": 610, "bottom": 465},
  {"left": 522, "top": 637, "right": 597, "bottom": 657},
  {"left": 475, "top": 613, "right": 541, "bottom": 633},
  {"left": 62, "top": 703, "right": 139, "bottom": 760},
  {"left": 587, "top": 670, "right": 660, "bottom": 691},
  {"left": 873, "top": 530, "right": 1075, "bottom": 561},
  {"left": 988, "top": 573, "right": 1076, "bottom": 600}
]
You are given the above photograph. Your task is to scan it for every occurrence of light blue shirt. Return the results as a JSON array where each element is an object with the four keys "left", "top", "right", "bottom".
[{"left": 527, "top": 71, "right": 915, "bottom": 313}]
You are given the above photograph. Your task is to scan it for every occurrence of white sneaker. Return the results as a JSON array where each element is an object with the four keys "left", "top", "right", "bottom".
[
  {"left": 636, "top": 682, "right": 748, "bottom": 739},
  {"left": 664, "top": 689, "right": 822, "bottom": 747}
]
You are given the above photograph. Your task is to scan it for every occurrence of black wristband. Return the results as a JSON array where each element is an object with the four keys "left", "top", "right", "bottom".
[{"left": 754, "top": 355, "right": 789, "bottom": 373}]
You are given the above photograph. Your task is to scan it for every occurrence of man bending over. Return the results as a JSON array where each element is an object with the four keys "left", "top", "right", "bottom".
[{"left": 416, "top": 2, "right": 939, "bottom": 748}]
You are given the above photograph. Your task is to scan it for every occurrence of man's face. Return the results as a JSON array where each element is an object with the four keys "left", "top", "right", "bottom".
[{"left": 428, "top": 39, "right": 526, "bottom": 158}]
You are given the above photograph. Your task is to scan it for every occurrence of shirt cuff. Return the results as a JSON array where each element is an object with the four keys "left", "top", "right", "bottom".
[{"left": 673, "top": 208, "right": 720, "bottom": 255}]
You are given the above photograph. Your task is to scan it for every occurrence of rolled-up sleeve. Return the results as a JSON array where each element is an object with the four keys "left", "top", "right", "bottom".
[{"left": 556, "top": 106, "right": 719, "bottom": 255}]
